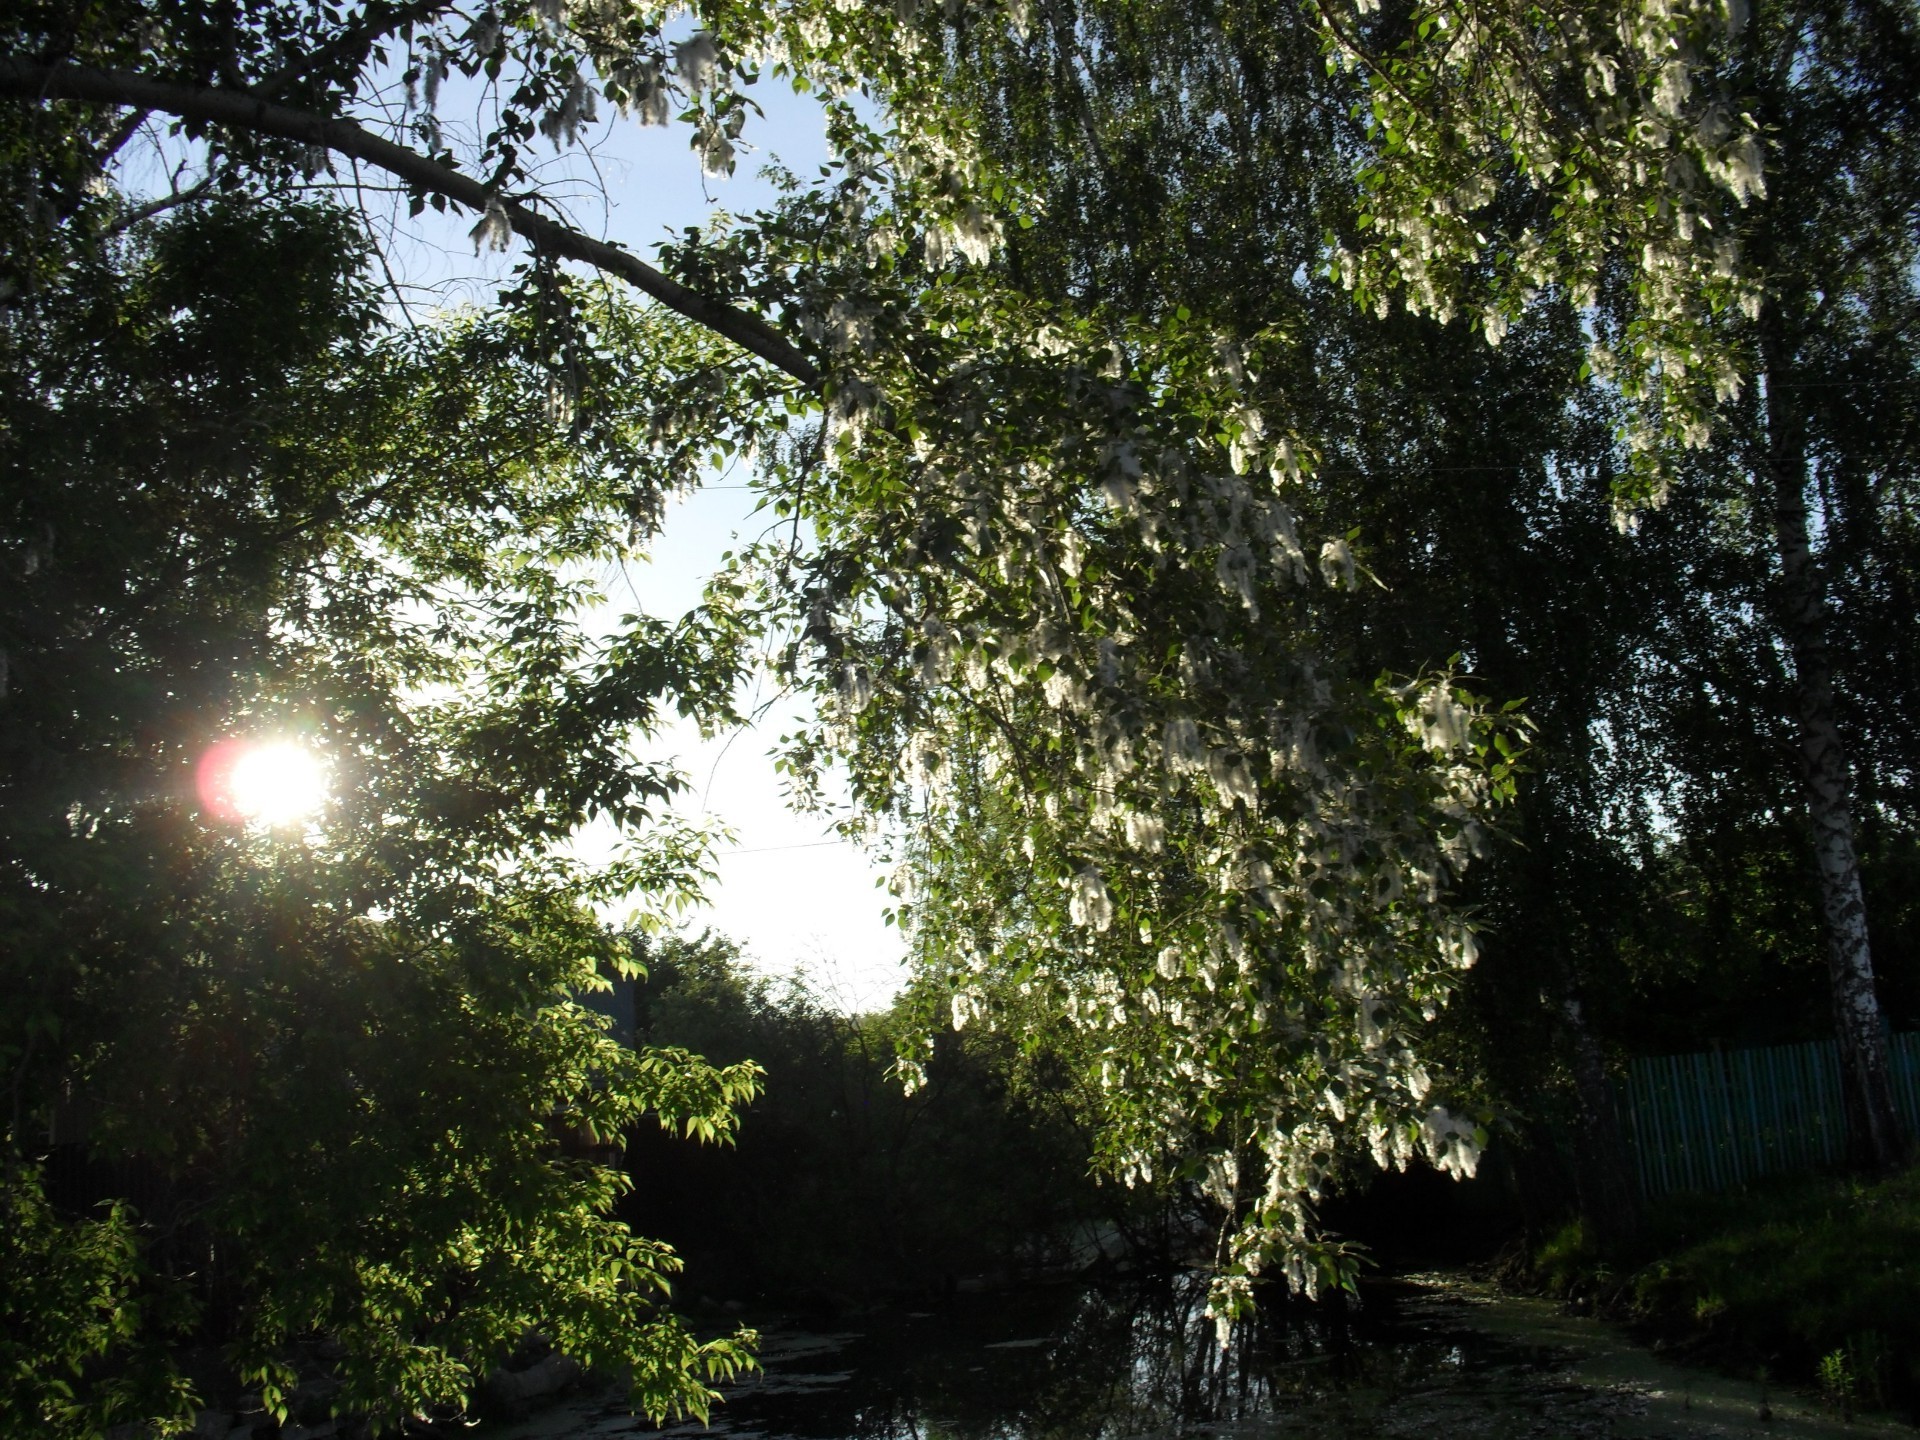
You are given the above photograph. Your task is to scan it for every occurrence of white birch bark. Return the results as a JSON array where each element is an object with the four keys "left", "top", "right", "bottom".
[{"left": 1762, "top": 333, "right": 1907, "bottom": 1171}]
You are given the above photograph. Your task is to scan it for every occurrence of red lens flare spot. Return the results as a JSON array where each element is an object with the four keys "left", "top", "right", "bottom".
[{"left": 197, "top": 738, "right": 328, "bottom": 827}]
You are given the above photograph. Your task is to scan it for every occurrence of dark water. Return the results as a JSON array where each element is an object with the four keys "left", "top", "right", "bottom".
[{"left": 483, "top": 1272, "right": 1913, "bottom": 1440}]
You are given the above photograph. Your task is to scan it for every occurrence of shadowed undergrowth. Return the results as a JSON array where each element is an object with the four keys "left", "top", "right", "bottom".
[{"left": 1532, "top": 1162, "right": 1920, "bottom": 1415}]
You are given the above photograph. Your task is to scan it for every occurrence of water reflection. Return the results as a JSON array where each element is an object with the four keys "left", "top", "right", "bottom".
[
  {"left": 640, "top": 1273, "right": 1582, "bottom": 1439},
  {"left": 485, "top": 1272, "right": 1910, "bottom": 1439}
]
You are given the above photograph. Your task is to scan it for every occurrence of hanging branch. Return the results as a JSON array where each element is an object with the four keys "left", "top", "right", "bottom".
[{"left": 0, "top": 58, "right": 823, "bottom": 388}]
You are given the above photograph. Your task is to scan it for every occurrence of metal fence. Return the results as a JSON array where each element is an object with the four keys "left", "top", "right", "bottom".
[{"left": 1615, "top": 1032, "right": 1920, "bottom": 1199}]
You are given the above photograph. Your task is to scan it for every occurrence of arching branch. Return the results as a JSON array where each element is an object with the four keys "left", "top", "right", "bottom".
[{"left": 0, "top": 58, "right": 823, "bottom": 388}]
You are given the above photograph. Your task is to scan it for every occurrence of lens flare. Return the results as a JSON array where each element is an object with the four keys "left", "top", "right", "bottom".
[{"left": 198, "top": 739, "right": 329, "bottom": 828}]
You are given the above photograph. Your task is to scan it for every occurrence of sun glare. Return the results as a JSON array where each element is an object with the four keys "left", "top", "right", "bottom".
[{"left": 199, "top": 739, "right": 330, "bottom": 829}]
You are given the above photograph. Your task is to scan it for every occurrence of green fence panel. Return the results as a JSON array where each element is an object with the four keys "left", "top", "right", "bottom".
[
  {"left": 1893, "top": 1032, "right": 1920, "bottom": 1133},
  {"left": 1618, "top": 1032, "right": 1914, "bottom": 1199}
]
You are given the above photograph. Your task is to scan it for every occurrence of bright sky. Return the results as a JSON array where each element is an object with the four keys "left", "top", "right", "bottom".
[
  {"left": 468, "top": 82, "right": 908, "bottom": 1012},
  {"left": 603, "top": 482, "right": 907, "bottom": 1017},
  {"left": 117, "top": 57, "right": 910, "bottom": 1010}
]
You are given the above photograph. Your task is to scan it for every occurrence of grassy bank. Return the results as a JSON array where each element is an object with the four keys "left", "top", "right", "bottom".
[{"left": 1528, "top": 1163, "right": 1920, "bottom": 1417}]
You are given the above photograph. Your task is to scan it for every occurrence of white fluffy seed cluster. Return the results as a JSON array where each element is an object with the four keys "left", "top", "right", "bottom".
[
  {"left": 1311, "top": 0, "right": 1763, "bottom": 512},
  {"left": 785, "top": 292, "right": 1506, "bottom": 1329}
]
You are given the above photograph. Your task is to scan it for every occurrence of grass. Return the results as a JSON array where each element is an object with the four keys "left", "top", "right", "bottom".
[{"left": 1529, "top": 1162, "right": 1920, "bottom": 1415}]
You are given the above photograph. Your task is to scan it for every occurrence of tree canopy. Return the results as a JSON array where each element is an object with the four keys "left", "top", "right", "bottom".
[
  {"left": 4, "top": 0, "right": 1917, "bottom": 1424},
  {"left": 1, "top": 189, "right": 765, "bottom": 1432}
]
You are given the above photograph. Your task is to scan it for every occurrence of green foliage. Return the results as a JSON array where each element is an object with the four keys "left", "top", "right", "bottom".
[
  {"left": 8, "top": 0, "right": 1919, "bottom": 1354},
  {"left": 1816, "top": 1346, "right": 1858, "bottom": 1414},
  {"left": 0, "top": 1170, "right": 195, "bottom": 1439},
  {"left": 1312, "top": 0, "right": 1770, "bottom": 502},
  {"left": 1531, "top": 1217, "right": 1602, "bottom": 1300},
  {"left": 0, "top": 197, "right": 762, "bottom": 1433},
  {"left": 623, "top": 931, "right": 1126, "bottom": 1297},
  {"left": 740, "top": 186, "right": 1533, "bottom": 1317},
  {"left": 1537, "top": 1164, "right": 1920, "bottom": 1408}
]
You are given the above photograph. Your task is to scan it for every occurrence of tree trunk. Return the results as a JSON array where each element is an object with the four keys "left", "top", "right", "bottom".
[
  {"left": 1761, "top": 333, "right": 1908, "bottom": 1172},
  {"left": 1559, "top": 994, "right": 1641, "bottom": 1245}
]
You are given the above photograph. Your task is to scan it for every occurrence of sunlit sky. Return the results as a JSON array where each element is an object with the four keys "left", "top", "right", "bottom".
[
  {"left": 602, "top": 488, "right": 906, "bottom": 1016},
  {"left": 387, "top": 77, "right": 909, "bottom": 1011},
  {"left": 120, "top": 63, "right": 910, "bottom": 1009}
]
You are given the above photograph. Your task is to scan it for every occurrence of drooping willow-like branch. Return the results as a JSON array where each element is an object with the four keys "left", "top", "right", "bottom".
[{"left": 0, "top": 58, "right": 823, "bottom": 388}]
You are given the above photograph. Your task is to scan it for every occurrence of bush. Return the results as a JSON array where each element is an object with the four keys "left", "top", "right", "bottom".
[
  {"left": 1533, "top": 1164, "right": 1920, "bottom": 1411},
  {"left": 620, "top": 931, "right": 1135, "bottom": 1300}
]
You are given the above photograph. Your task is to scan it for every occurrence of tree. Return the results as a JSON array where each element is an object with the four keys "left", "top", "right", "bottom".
[
  {"left": 620, "top": 929, "right": 1124, "bottom": 1296},
  {"left": 5, "top": 0, "right": 1525, "bottom": 1326},
  {"left": 8, "top": 0, "right": 1909, "bottom": 1351},
  {"left": 756, "top": 0, "right": 1917, "bottom": 1280},
  {"left": 0, "top": 193, "right": 764, "bottom": 1433},
  {"left": 1733, "top": 0, "right": 1920, "bottom": 1166},
  {"left": 831, "top": 0, "right": 1919, "bottom": 1198},
  {"left": 1287, "top": 0, "right": 1919, "bottom": 1169}
]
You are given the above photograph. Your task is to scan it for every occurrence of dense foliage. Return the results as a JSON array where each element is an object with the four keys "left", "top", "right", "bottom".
[
  {"left": 791, "top": 0, "right": 1917, "bottom": 1260},
  {"left": 2, "top": 0, "right": 1915, "bottom": 1412},
  {"left": 619, "top": 930, "right": 1133, "bottom": 1298},
  {"left": 0, "top": 197, "right": 763, "bottom": 1432}
]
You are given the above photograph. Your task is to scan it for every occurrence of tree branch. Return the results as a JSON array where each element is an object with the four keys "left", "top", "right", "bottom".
[
  {"left": 252, "top": 0, "right": 451, "bottom": 100},
  {"left": 100, "top": 171, "right": 217, "bottom": 237},
  {"left": 88, "top": 105, "right": 150, "bottom": 173},
  {"left": 0, "top": 59, "right": 822, "bottom": 388}
]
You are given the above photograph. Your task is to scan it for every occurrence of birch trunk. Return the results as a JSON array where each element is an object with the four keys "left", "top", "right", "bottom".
[{"left": 1762, "top": 331, "right": 1908, "bottom": 1172}]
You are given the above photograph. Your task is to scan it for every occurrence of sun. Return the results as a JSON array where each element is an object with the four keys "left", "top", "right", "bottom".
[{"left": 199, "top": 738, "right": 330, "bottom": 828}]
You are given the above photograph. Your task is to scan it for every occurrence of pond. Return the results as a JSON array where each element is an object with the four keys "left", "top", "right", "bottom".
[{"left": 479, "top": 1272, "right": 1915, "bottom": 1440}]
